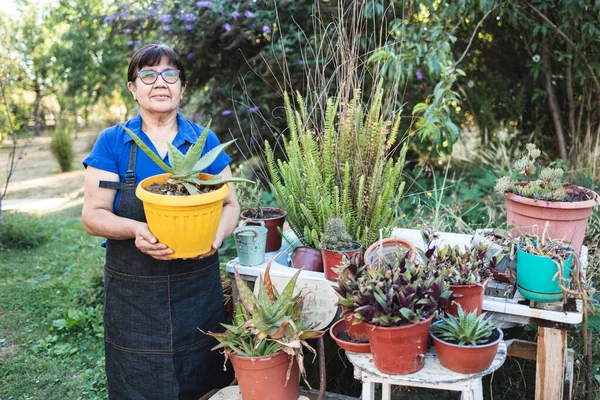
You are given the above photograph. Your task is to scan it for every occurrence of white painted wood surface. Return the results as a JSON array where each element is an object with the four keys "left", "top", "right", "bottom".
[
  {"left": 210, "top": 385, "right": 309, "bottom": 400},
  {"left": 346, "top": 342, "right": 507, "bottom": 400}
]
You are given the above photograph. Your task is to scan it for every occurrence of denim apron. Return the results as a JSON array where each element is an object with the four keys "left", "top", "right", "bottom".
[{"left": 99, "top": 143, "right": 233, "bottom": 399}]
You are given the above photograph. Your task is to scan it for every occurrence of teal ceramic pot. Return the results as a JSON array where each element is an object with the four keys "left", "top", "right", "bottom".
[
  {"left": 516, "top": 247, "right": 573, "bottom": 302},
  {"left": 234, "top": 223, "right": 268, "bottom": 266}
]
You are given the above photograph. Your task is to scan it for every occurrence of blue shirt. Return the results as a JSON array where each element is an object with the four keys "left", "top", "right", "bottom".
[{"left": 83, "top": 114, "right": 232, "bottom": 213}]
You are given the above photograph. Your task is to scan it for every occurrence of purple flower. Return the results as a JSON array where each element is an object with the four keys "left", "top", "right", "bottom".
[
  {"left": 103, "top": 17, "right": 114, "bottom": 23},
  {"left": 119, "top": 12, "right": 129, "bottom": 18},
  {"left": 221, "top": 110, "right": 232, "bottom": 116},
  {"left": 232, "top": 11, "right": 240, "bottom": 20},
  {"left": 244, "top": 10, "right": 254, "bottom": 19},
  {"left": 250, "top": 23, "right": 256, "bottom": 29},
  {"left": 157, "top": 14, "right": 172, "bottom": 23},
  {"left": 223, "top": 23, "right": 231, "bottom": 32},
  {"left": 262, "top": 25, "right": 270, "bottom": 33},
  {"left": 185, "top": 24, "right": 194, "bottom": 31},
  {"left": 196, "top": 1, "right": 211, "bottom": 7},
  {"left": 181, "top": 13, "right": 197, "bottom": 22},
  {"left": 193, "top": 113, "right": 200, "bottom": 120},
  {"left": 293, "top": 60, "right": 304, "bottom": 66},
  {"left": 248, "top": 106, "right": 259, "bottom": 113},
  {"left": 125, "top": 28, "right": 132, "bottom": 34},
  {"left": 187, "top": 52, "right": 195, "bottom": 59},
  {"left": 250, "top": 137, "right": 256, "bottom": 145},
  {"left": 416, "top": 70, "right": 423, "bottom": 80},
  {"left": 127, "top": 40, "right": 134, "bottom": 45},
  {"left": 163, "top": 25, "right": 172, "bottom": 31}
]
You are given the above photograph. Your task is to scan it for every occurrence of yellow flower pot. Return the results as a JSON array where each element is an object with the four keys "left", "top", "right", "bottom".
[{"left": 136, "top": 173, "right": 229, "bottom": 258}]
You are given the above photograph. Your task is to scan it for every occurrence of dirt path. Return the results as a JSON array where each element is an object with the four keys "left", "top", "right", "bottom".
[{"left": 0, "top": 127, "right": 104, "bottom": 212}]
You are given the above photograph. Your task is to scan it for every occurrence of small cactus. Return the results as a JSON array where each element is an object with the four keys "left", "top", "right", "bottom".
[{"left": 320, "top": 218, "right": 353, "bottom": 251}]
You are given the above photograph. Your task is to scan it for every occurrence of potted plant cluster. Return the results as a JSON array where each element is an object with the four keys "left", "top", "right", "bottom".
[
  {"left": 237, "top": 179, "right": 287, "bottom": 252},
  {"left": 430, "top": 306, "right": 503, "bottom": 374},
  {"left": 422, "top": 243, "right": 493, "bottom": 316},
  {"left": 495, "top": 143, "right": 598, "bottom": 253},
  {"left": 320, "top": 218, "right": 362, "bottom": 281},
  {"left": 122, "top": 123, "right": 252, "bottom": 258},
  {"left": 331, "top": 254, "right": 370, "bottom": 352},
  {"left": 472, "top": 227, "right": 517, "bottom": 283},
  {"left": 207, "top": 262, "right": 323, "bottom": 400},
  {"left": 353, "top": 250, "right": 452, "bottom": 375}
]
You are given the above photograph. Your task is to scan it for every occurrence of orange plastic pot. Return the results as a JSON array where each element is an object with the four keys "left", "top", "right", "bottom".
[
  {"left": 341, "top": 306, "right": 369, "bottom": 342},
  {"left": 321, "top": 243, "right": 362, "bottom": 281},
  {"left": 505, "top": 185, "right": 598, "bottom": 253},
  {"left": 229, "top": 351, "right": 300, "bottom": 400},
  {"left": 365, "top": 315, "right": 433, "bottom": 375},
  {"left": 447, "top": 283, "right": 486, "bottom": 317},
  {"left": 431, "top": 323, "right": 503, "bottom": 374},
  {"left": 330, "top": 319, "right": 370, "bottom": 353},
  {"left": 292, "top": 246, "right": 323, "bottom": 272},
  {"left": 136, "top": 173, "right": 229, "bottom": 258},
  {"left": 241, "top": 208, "right": 287, "bottom": 252},
  {"left": 364, "top": 238, "right": 416, "bottom": 266}
]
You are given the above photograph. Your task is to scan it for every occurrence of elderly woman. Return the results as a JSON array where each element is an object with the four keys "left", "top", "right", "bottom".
[{"left": 82, "top": 44, "right": 236, "bottom": 399}]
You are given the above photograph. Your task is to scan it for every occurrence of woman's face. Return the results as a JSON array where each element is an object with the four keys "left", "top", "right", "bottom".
[{"left": 127, "top": 57, "right": 186, "bottom": 116}]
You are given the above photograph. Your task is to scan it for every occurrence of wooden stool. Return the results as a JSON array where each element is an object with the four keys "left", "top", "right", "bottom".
[
  {"left": 210, "top": 385, "right": 311, "bottom": 400},
  {"left": 345, "top": 342, "right": 507, "bottom": 400}
]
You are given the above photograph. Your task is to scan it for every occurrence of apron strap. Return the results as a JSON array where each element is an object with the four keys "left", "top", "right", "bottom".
[{"left": 99, "top": 143, "right": 138, "bottom": 189}]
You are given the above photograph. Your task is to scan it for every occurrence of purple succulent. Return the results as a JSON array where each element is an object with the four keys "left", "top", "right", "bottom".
[
  {"left": 244, "top": 10, "right": 254, "bottom": 19},
  {"left": 232, "top": 11, "right": 240, "bottom": 20}
]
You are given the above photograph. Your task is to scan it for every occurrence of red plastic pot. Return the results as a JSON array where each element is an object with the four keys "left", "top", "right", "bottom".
[
  {"left": 330, "top": 319, "right": 370, "bottom": 353},
  {"left": 341, "top": 306, "right": 369, "bottom": 342},
  {"left": 229, "top": 351, "right": 299, "bottom": 400},
  {"left": 365, "top": 315, "right": 433, "bottom": 375},
  {"left": 447, "top": 282, "right": 486, "bottom": 317},
  {"left": 292, "top": 246, "right": 323, "bottom": 272},
  {"left": 241, "top": 208, "right": 287, "bottom": 252},
  {"left": 364, "top": 238, "right": 416, "bottom": 266},
  {"left": 505, "top": 185, "right": 598, "bottom": 253},
  {"left": 321, "top": 243, "right": 362, "bottom": 281},
  {"left": 431, "top": 323, "right": 504, "bottom": 374}
]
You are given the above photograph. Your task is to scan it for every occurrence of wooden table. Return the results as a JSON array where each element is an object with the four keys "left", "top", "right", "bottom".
[{"left": 346, "top": 343, "right": 507, "bottom": 400}]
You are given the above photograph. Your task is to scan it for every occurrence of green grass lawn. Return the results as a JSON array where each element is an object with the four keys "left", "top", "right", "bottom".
[{"left": 0, "top": 205, "right": 107, "bottom": 400}]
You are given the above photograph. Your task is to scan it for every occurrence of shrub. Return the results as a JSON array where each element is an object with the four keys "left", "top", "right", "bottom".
[
  {"left": 50, "top": 123, "right": 74, "bottom": 172},
  {"left": 0, "top": 212, "right": 50, "bottom": 249}
]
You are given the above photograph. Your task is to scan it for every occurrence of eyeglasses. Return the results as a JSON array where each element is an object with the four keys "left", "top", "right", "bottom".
[{"left": 136, "top": 69, "right": 181, "bottom": 85}]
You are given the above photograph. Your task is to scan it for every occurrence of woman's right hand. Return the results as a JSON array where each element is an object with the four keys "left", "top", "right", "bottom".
[{"left": 134, "top": 223, "right": 174, "bottom": 260}]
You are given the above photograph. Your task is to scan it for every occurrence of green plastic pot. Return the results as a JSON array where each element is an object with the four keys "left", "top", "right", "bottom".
[
  {"left": 234, "top": 221, "right": 268, "bottom": 266},
  {"left": 516, "top": 247, "right": 573, "bottom": 303}
]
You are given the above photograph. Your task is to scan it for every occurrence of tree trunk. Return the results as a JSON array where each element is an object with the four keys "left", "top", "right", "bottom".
[
  {"left": 542, "top": 35, "right": 568, "bottom": 162},
  {"left": 566, "top": 43, "right": 576, "bottom": 139},
  {"left": 33, "top": 85, "right": 43, "bottom": 137}
]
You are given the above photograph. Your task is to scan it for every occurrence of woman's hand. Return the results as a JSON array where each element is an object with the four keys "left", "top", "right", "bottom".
[{"left": 134, "top": 223, "right": 174, "bottom": 260}]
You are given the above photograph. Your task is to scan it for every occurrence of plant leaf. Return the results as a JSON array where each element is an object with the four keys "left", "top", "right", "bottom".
[{"left": 120, "top": 124, "right": 175, "bottom": 173}]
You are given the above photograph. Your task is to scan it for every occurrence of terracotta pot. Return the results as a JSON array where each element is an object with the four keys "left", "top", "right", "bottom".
[
  {"left": 241, "top": 208, "right": 287, "bottom": 252},
  {"left": 330, "top": 319, "right": 370, "bottom": 353},
  {"left": 321, "top": 242, "right": 362, "bottom": 281},
  {"left": 365, "top": 315, "right": 433, "bottom": 375},
  {"left": 364, "top": 238, "right": 416, "bottom": 266},
  {"left": 431, "top": 323, "right": 504, "bottom": 374},
  {"left": 292, "top": 246, "right": 323, "bottom": 272},
  {"left": 505, "top": 185, "right": 598, "bottom": 253},
  {"left": 229, "top": 351, "right": 299, "bottom": 400},
  {"left": 340, "top": 306, "right": 369, "bottom": 342},
  {"left": 447, "top": 282, "right": 486, "bottom": 317}
]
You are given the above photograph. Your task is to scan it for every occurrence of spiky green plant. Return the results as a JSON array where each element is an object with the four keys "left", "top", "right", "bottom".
[
  {"left": 237, "top": 180, "right": 264, "bottom": 218},
  {"left": 207, "top": 261, "right": 323, "bottom": 384},
  {"left": 320, "top": 218, "right": 353, "bottom": 251},
  {"left": 121, "top": 122, "right": 252, "bottom": 195},
  {"left": 265, "top": 84, "right": 408, "bottom": 249},
  {"left": 430, "top": 306, "right": 499, "bottom": 346}
]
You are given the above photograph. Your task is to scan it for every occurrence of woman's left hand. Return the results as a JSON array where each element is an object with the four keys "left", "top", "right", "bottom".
[{"left": 191, "top": 236, "right": 222, "bottom": 260}]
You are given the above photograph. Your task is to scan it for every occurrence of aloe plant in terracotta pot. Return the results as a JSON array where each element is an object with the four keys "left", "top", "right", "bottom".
[
  {"left": 421, "top": 242, "right": 493, "bottom": 317},
  {"left": 122, "top": 123, "right": 252, "bottom": 258},
  {"left": 495, "top": 143, "right": 598, "bottom": 253},
  {"left": 430, "top": 306, "right": 503, "bottom": 374},
  {"left": 206, "top": 262, "right": 324, "bottom": 400},
  {"left": 353, "top": 250, "right": 451, "bottom": 375},
  {"left": 320, "top": 218, "right": 362, "bottom": 281}
]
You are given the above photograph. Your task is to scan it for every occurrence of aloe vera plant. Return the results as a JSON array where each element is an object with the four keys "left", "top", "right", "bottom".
[
  {"left": 430, "top": 306, "right": 499, "bottom": 346},
  {"left": 121, "top": 122, "right": 252, "bottom": 195},
  {"left": 207, "top": 261, "right": 323, "bottom": 383}
]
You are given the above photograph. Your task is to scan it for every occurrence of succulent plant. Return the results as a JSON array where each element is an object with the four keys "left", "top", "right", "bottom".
[
  {"left": 353, "top": 251, "right": 451, "bottom": 327},
  {"left": 422, "top": 243, "right": 493, "bottom": 285},
  {"left": 430, "top": 306, "right": 499, "bottom": 346},
  {"left": 320, "top": 218, "right": 354, "bottom": 251},
  {"left": 494, "top": 143, "right": 568, "bottom": 201},
  {"left": 333, "top": 253, "right": 366, "bottom": 311},
  {"left": 237, "top": 179, "right": 264, "bottom": 218},
  {"left": 121, "top": 122, "right": 252, "bottom": 195},
  {"left": 206, "top": 261, "right": 323, "bottom": 384}
]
